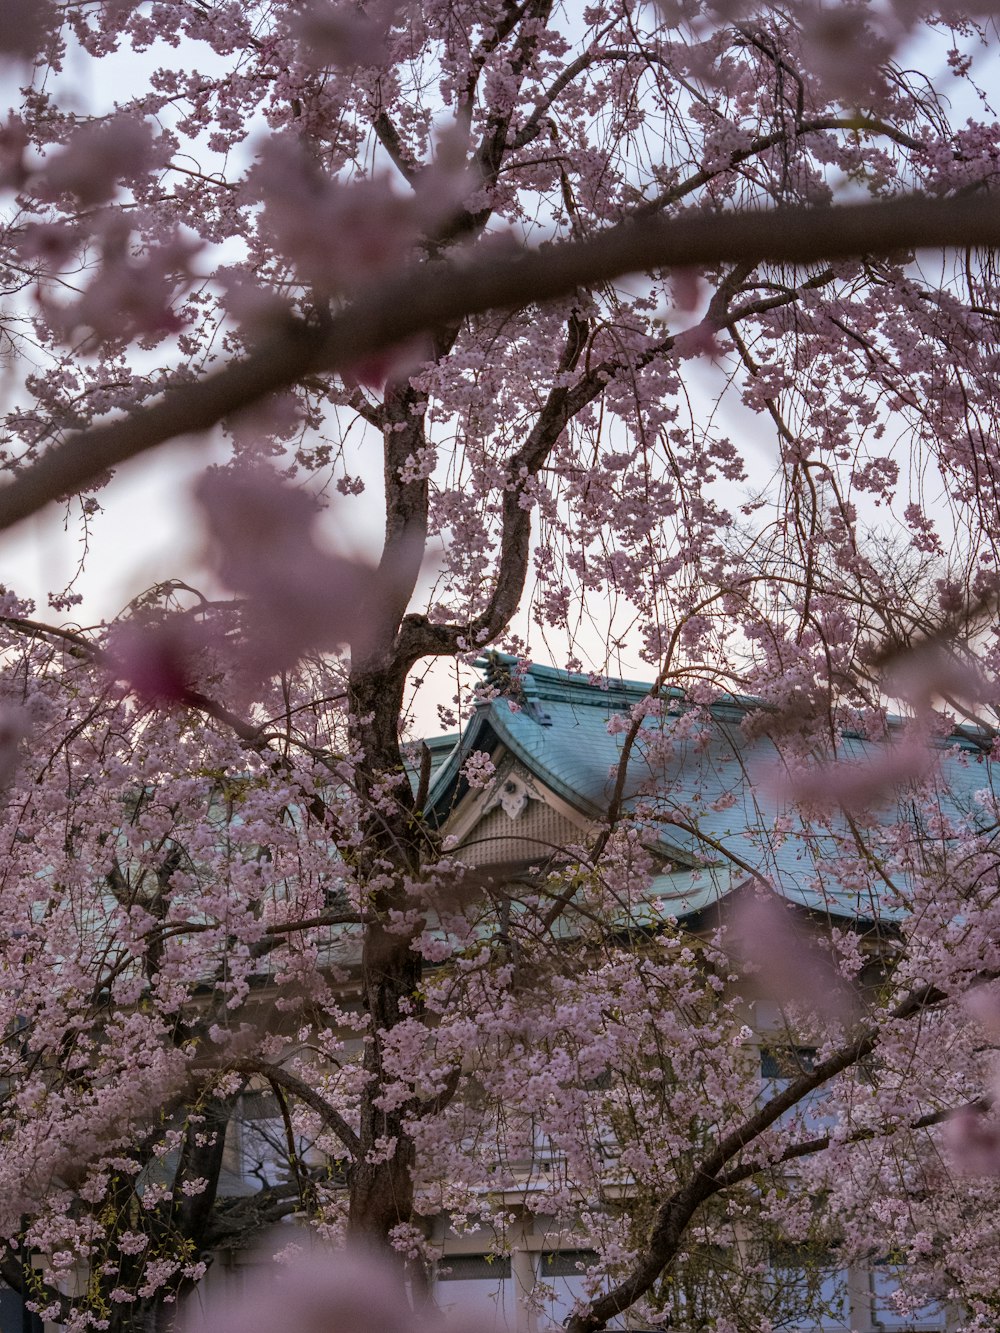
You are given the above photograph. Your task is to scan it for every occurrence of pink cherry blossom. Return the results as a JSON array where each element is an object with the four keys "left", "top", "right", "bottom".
[
  {"left": 883, "top": 642, "right": 991, "bottom": 717},
  {"left": 460, "top": 749, "right": 495, "bottom": 790},
  {"left": 186, "top": 1245, "right": 480, "bottom": 1333},
  {"left": 37, "top": 117, "right": 158, "bottom": 207},
  {"left": 105, "top": 616, "right": 212, "bottom": 704},
  {"left": 291, "top": 0, "right": 403, "bottom": 69},
  {"left": 765, "top": 736, "right": 934, "bottom": 815},
  {"left": 0, "top": 116, "right": 28, "bottom": 190},
  {"left": 341, "top": 337, "right": 430, "bottom": 393},
  {"left": 0, "top": 704, "right": 27, "bottom": 786},
  {"left": 962, "top": 984, "right": 1000, "bottom": 1038},
  {"left": 943, "top": 1105, "right": 1000, "bottom": 1177},
  {"left": 194, "top": 466, "right": 385, "bottom": 669},
  {"left": 0, "top": 0, "right": 56, "bottom": 61},
  {"left": 38, "top": 219, "right": 200, "bottom": 347},
  {"left": 6, "top": 3, "right": 1000, "bottom": 1331},
  {"left": 251, "top": 140, "right": 423, "bottom": 297},
  {"left": 728, "top": 890, "right": 858, "bottom": 1023}
]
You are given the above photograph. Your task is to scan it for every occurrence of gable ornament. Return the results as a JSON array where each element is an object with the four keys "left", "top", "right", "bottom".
[{"left": 483, "top": 766, "right": 541, "bottom": 821}]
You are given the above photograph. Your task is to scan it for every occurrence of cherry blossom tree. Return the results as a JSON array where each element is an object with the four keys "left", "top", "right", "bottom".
[{"left": 2, "top": 1, "right": 1000, "bottom": 1330}]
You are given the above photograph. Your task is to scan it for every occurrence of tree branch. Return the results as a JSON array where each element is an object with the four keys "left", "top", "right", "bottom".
[
  {"left": 394, "top": 303, "right": 592, "bottom": 666},
  {"left": 373, "top": 111, "right": 420, "bottom": 184},
  {"left": 4, "top": 193, "right": 1000, "bottom": 532},
  {"left": 568, "top": 979, "right": 950, "bottom": 1331},
  {"left": 231, "top": 1057, "right": 361, "bottom": 1160},
  {"left": 713, "top": 1100, "right": 976, "bottom": 1191}
]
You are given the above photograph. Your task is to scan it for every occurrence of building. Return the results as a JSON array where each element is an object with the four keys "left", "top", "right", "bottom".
[{"left": 221, "top": 654, "right": 987, "bottom": 1332}]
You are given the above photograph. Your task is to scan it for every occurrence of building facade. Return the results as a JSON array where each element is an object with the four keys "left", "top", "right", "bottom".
[{"left": 213, "top": 654, "right": 987, "bottom": 1332}]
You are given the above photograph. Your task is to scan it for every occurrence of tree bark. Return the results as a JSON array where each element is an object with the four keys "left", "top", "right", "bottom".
[{"left": 345, "top": 662, "right": 423, "bottom": 1244}]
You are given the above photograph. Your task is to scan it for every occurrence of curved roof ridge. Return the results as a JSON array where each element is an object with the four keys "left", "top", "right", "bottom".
[
  {"left": 473, "top": 652, "right": 992, "bottom": 750},
  {"left": 473, "top": 651, "right": 658, "bottom": 709}
]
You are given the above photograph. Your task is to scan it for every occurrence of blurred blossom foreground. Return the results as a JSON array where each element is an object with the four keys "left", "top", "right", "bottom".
[{"left": 185, "top": 1246, "right": 478, "bottom": 1333}]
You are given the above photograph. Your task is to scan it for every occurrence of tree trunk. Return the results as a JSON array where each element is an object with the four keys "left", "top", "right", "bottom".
[
  {"left": 347, "top": 920, "right": 421, "bottom": 1241},
  {"left": 346, "top": 665, "right": 424, "bottom": 1246}
]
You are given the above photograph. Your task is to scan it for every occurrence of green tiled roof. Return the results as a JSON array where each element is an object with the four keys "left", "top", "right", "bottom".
[{"left": 424, "top": 654, "right": 996, "bottom": 924}]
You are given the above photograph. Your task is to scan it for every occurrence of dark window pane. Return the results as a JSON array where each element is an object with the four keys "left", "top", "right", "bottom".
[
  {"left": 540, "top": 1251, "right": 599, "bottom": 1278},
  {"left": 761, "top": 1046, "right": 816, "bottom": 1079},
  {"left": 0, "top": 1283, "right": 24, "bottom": 1333},
  {"left": 438, "top": 1255, "right": 511, "bottom": 1281}
]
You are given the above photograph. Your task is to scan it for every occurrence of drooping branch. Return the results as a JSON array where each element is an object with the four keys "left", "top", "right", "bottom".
[
  {"left": 3, "top": 192, "right": 1000, "bottom": 533},
  {"left": 394, "top": 303, "right": 593, "bottom": 666},
  {"left": 231, "top": 1056, "right": 361, "bottom": 1161}
]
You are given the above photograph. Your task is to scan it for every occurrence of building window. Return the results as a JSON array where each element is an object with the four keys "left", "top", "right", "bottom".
[
  {"left": 434, "top": 1254, "right": 514, "bottom": 1332},
  {"left": 540, "top": 1250, "right": 599, "bottom": 1278},
  {"left": 437, "top": 1255, "right": 512, "bottom": 1281},
  {"left": 760, "top": 1046, "right": 817, "bottom": 1080},
  {"left": 871, "top": 1261, "right": 944, "bottom": 1330},
  {"left": 535, "top": 1251, "right": 601, "bottom": 1330},
  {"left": 768, "top": 1244, "right": 849, "bottom": 1330},
  {"left": 760, "top": 1047, "right": 832, "bottom": 1135}
]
